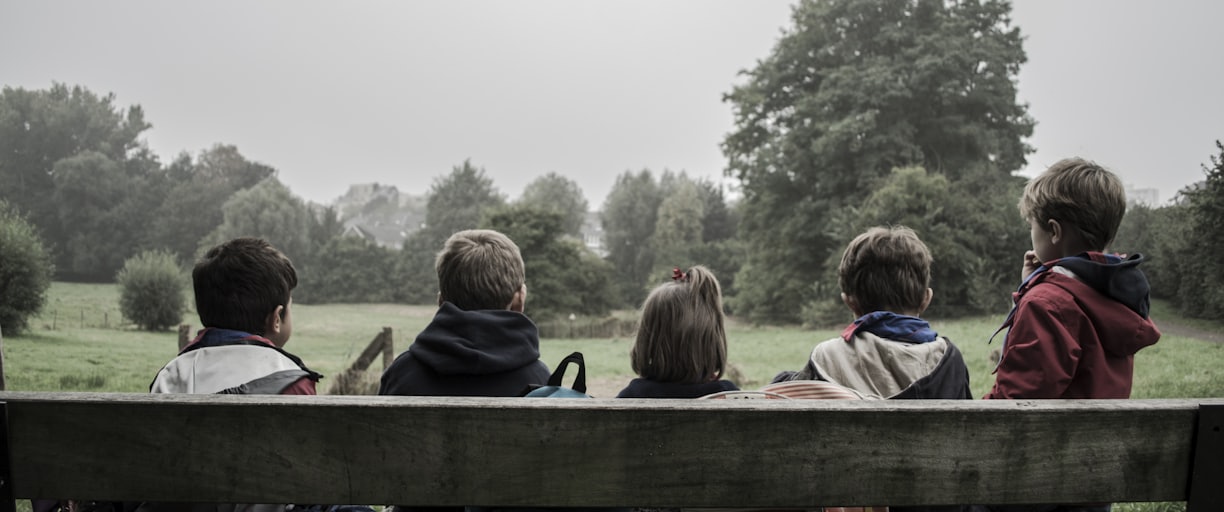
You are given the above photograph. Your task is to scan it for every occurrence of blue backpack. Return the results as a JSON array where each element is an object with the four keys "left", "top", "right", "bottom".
[{"left": 523, "top": 351, "right": 591, "bottom": 398}]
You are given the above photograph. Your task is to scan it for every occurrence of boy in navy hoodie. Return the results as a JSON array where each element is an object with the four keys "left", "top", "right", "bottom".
[{"left": 379, "top": 229, "right": 549, "bottom": 397}]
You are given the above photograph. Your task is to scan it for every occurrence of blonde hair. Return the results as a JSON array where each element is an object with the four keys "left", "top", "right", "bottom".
[
  {"left": 839, "top": 226, "right": 932, "bottom": 314},
  {"left": 435, "top": 229, "right": 525, "bottom": 311},
  {"left": 630, "top": 265, "right": 727, "bottom": 384},
  {"left": 1019, "top": 157, "right": 1126, "bottom": 250}
]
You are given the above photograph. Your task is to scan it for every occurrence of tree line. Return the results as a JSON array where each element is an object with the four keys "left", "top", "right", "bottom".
[{"left": 3, "top": 0, "right": 1219, "bottom": 335}]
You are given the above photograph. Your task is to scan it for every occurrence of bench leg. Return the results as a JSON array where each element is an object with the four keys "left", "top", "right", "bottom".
[
  {"left": 1189, "top": 403, "right": 1224, "bottom": 511},
  {"left": 1, "top": 401, "right": 13, "bottom": 512}
]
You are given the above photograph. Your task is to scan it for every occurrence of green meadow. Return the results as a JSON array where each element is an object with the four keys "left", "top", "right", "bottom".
[{"left": 5, "top": 282, "right": 1223, "bottom": 401}]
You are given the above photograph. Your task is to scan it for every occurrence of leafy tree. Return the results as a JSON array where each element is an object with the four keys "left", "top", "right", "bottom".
[
  {"left": 802, "top": 166, "right": 1027, "bottom": 325},
  {"left": 303, "top": 235, "right": 399, "bottom": 304},
  {"left": 1113, "top": 202, "right": 1189, "bottom": 303},
  {"left": 518, "top": 172, "right": 591, "bottom": 237},
  {"left": 116, "top": 250, "right": 186, "bottom": 331},
  {"left": 149, "top": 146, "right": 277, "bottom": 263},
  {"left": 601, "top": 170, "right": 663, "bottom": 307},
  {"left": 1167, "top": 141, "right": 1224, "bottom": 318},
  {"left": 423, "top": 159, "right": 506, "bottom": 241},
  {"left": 653, "top": 177, "right": 705, "bottom": 270},
  {"left": 198, "top": 177, "right": 315, "bottom": 263},
  {"left": 396, "top": 160, "right": 506, "bottom": 304},
  {"left": 0, "top": 201, "right": 54, "bottom": 335},
  {"left": 0, "top": 84, "right": 160, "bottom": 280},
  {"left": 723, "top": 0, "right": 1034, "bottom": 323},
  {"left": 487, "top": 205, "right": 614, "bottom": 320},
  {"left": 0, "top": 84, "right": 151, "bottom": 243}
]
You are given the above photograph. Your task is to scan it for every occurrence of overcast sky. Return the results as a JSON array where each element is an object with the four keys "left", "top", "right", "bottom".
[{"left": 2, "top": 1, "right": 1222, "bottom": 207}]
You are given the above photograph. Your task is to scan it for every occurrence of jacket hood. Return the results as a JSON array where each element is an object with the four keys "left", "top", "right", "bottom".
[
  {"left": 1030, "top": 253, "right": 1160, "bottom": 357},
  {"left": 409, "top": 301, "right": 542, "bottom": 376},
  {"left": 806, "top": 333, "right": 971, "bottom": 399},
  {"left": 1053, "top": 252, "right": 1153, "bottom": 318}
]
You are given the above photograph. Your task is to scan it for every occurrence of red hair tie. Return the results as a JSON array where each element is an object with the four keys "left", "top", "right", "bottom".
[{"left": 672, "top": 267, "right": 688, "bottom": 282}]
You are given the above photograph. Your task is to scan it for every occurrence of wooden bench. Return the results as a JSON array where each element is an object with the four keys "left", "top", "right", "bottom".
[{"left": 1, "top": 392, "right": 1221, "bottom": 511}]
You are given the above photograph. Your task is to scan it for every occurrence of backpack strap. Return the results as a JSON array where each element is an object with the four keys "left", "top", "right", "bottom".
[{"left": 547, "top": 352, "right": 587, "bottom": 393}]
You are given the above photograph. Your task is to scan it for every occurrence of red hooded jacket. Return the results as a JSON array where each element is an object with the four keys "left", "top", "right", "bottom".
[{"left": 985, "top": 253, "right": 1161, "bottom": 399}]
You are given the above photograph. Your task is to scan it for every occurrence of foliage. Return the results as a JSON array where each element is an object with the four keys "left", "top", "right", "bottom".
[
  {"left": 0, "top": 83, "right": 163, "bottom": 281},
  {"left": 652, "top": 176, "right": 705, "bottom": 270},
  {"left": 802, "top": 166, "right": 1027, "bottom": 324},
  {"left": 518, "top": 172, "right": 591, "bottom": 237},
  {"left": 601, "top": 170, "right": 664, "bottom": 307},
  {"left": 1155, "top": 141, "right": 1224, "bottom": 319},
  {"left": 0, "top": 201, "right": 54, "bottom": 335},
  {"left": 148, "top": 146, "right": 277, "bottom": 264},
  {"left": 301, "top": 235, "right": 400, "bottom": 304},
  {"left": 723, "top": 0, "right": 1034, "bottom": 323},
  {"left": 1112, "top": 202, "right": 1191, "bottom": 303},
  {"left": 486, "top": 205, "right": 615, "bottom": 320},
  {"left": 198, "top": 176, "right": 315, "bottom": 261},
  {"left": 601, "top": 170, "right": 742, "bottom": 309},
  {"left": 116, "top": 250, "right": 186, "bottom": 331}
]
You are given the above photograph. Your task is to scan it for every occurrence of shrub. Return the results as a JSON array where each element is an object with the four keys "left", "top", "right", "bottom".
[
  {"left": 116, "top": 250, "right": 186, "bottom": 331},
  {"left": 0, "top": 201, "right": 54, "bottom": 335}
]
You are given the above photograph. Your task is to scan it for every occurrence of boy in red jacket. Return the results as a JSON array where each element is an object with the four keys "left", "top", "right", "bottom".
[{"left": 986, "top": 158, "right": 1160, "bottom": 401}]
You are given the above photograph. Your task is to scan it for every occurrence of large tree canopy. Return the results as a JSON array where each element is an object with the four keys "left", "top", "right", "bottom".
[
  {"left": 518, "top": 172, "right": 590, "bottom": 237},
  {"left": 724, "top": 0, "right": 1034, "bottom": 323}
]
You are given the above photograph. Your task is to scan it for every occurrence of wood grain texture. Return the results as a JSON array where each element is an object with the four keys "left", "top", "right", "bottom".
[{"left": 1, "top": 392, "right": 1218, "bottom": 508}]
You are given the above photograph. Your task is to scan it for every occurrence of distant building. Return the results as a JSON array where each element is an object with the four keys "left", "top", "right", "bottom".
[
  {"left": 580, "top": 211, "right": 606, "bottom": 257},
  {"left": 333, "top": 183, "right": 427, "bottom": 249},
  {"left": 1125, "top": 185, "right": 1160, "bottom": 207}
]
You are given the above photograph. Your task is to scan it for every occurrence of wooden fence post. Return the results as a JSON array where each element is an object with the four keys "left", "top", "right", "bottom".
[
  {"left": 381, "top": 327, "right": 394, "bottom": 370},
  {"left": 0, "top": 322, "right": 5, "bottom": 391},
  {"left": 177, "top": 324, "right": 191, "bottom": 351}
]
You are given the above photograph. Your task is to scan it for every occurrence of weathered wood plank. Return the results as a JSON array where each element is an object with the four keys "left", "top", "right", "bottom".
[{"left": 1, "top": 392, "right": 1216, "bottom": 508}]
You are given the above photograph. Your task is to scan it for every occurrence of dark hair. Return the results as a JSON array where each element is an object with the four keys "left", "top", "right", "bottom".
[
  {"left": 839, "top": 226, "right": 932, "bottom": 314},
  {"left": 630, "top": 265, "right": 727, "bottom": 384},
  {"left": 193, "top": 237, "right": 297, "bottom": 335}
]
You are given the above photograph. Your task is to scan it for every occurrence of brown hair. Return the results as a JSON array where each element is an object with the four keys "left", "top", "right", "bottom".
[
  {"left": 839, "top": 226, "right": 932, "bottom": 314},
  {"left": 630, "top": 265, "right": 727, "bottom": 384},
  {"left": 193, "top": 237, "right": 297, "bottom": 335},
  {"left": 435, "top": 229, "right": 525, "bottom": 310},
  {"left": 1019, "top": 157, "right": 1127, "bottom": 250}
]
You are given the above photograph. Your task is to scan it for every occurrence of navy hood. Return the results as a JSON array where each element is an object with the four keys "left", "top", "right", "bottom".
[
  {"left": 409, "top": 301, "right": 543, "bottom": 376},
  {"left": 1055, "top": 252, "right": 1153, "bottom": 319}
]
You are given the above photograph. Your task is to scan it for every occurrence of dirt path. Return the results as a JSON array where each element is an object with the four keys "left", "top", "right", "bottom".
[{"left": 1156, "top": 319, "right": 1224, "bottom": 343}]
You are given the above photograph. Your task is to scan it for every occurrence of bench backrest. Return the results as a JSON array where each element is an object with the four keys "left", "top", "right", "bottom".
[{"left": 1, "top": 392, "right": 1221, "bottom": 510}]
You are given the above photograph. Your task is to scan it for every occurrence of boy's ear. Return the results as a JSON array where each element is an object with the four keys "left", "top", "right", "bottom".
[
  {"left": 919, "top": 287, "right": 933, "bottom": 315},
  {"left": 265, "top": 305, "right": 285, "bottom": 336},
  {"left": 1046, "top": 218, "right": 1063, "bottom": 244},
  {"left": 841, "top": 293, "right": 864, "bottom": 317},
  {"left": 508, "top": 284, "right": 526, "bottom": 313}
]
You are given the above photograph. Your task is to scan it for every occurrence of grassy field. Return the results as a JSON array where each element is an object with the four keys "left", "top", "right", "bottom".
[
  {"left": 3, "top": 282, "right": 1220, "bottom": 512},
  {"left": 5, "top": 282, "right": 1223, "bottom": 400}
]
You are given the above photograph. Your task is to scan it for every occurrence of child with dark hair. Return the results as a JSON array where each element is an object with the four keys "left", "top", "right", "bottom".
[
  {"left": 151, "top": 237, "right": 320, "bottom": 395},
  {"left": 616, "top": 265, "right": 739, "bottom": 398}
]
